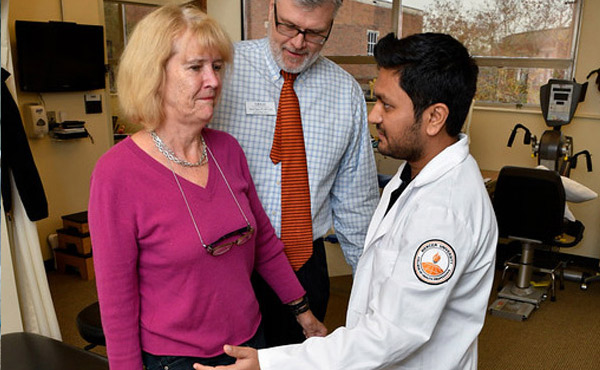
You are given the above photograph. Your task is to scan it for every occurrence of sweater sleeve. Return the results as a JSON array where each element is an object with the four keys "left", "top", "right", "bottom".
[
  {"left": 235, "top": 140, "right": 305, "bottom": 304},
  {"left": 88, "top": 154, "right": 143, "bottom": 370}
]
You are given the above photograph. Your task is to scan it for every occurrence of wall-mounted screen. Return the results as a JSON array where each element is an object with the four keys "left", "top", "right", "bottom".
[{"left": 15, "top": 20, "right": 106, "bottom": 92}]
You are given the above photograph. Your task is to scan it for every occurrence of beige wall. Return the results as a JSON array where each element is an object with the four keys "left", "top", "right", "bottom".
[
  {"left": 469, "top": 0, "right": 600, "bottom": 259},
  {"left": 208, "top": 0, "right": 241, "bottom": 41},
  {"left": 7, "top": 0, "right": 232, "bottom": 261},
  {"left": 7, "top": 0, "right": 600, "bottom": 261},
  {"left": 8, "top": 0, "right": 113, "bottom": 260}
]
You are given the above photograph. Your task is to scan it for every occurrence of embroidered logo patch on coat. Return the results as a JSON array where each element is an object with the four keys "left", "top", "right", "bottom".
[{"left": 413, "top": 239, "right": 456, "bottom": 285}]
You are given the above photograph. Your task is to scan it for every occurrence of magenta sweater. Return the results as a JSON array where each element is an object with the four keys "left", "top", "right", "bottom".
[{"left": 89, "top": 128, "right": 305, "bottom": 370}]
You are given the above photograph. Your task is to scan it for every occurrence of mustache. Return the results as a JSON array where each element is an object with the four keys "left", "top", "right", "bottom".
[{"left": 283, "top": 45, "right": 308, "bottom": 55}]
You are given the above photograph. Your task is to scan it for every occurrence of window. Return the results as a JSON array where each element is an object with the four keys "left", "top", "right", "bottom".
[
  {"left": 403, "top": 0, "right": 583, "bottom": 106},
  {"left": 104, "top": 1, "right": 158, "bottom": 93},
  {"left": 367, "top": 30, "right": 379, "bottom": 56},
  {"left": 103, "top": 1, "right": 207, "bottom": 93},
  {"left": 244, "top": 0, "right": 583, "bottom": 106},
  {"left": 244, "top": 0, "right": 396, "bottom": 101}
]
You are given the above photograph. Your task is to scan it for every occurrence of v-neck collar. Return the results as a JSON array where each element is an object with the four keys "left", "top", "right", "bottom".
[{"left": 124, "top": 135, "right": 217, "bottom": 198}]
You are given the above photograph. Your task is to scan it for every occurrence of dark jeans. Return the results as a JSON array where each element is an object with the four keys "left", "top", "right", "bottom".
[
  {"left": 142, "top": 325, "right": 265, "bottom": 370},
  {"left": 252, "top": 238, "right": 330, "bottom": 346}
]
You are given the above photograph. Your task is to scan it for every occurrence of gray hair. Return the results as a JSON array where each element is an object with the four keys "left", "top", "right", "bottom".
[{"left": 293, "top": 0, "right": 344, "bottom": 15}]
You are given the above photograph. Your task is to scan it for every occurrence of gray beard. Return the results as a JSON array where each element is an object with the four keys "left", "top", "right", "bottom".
[{"left": 268, "top": 30, "right": 320, "bottom": 73}]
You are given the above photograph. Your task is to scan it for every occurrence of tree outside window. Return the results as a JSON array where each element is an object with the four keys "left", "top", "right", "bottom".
[
  {"left": 415, "top": 0, "right": 581, "bottom": 106},
  {"left": 245, "top": 0, "right": 582, "bottom": 106}
]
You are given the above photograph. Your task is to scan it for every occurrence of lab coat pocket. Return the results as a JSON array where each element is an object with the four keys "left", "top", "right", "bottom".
[
  {"left": 368, "top": 247, "right": 400, "bottom": 303},
  {"left": 347, "top": 245, "right": 399, "bottom": 327}
]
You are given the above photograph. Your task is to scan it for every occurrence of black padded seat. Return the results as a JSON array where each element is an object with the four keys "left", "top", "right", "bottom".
[
  {"left": 76, "top": 301, "right": 105, "bottom": 350},
  {"left": 493, "top": 166, "right": 585, "bottom": 302}
]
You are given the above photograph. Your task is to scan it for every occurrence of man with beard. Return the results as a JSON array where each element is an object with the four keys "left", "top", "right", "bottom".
[
  {"left": 196, "top": 32, "right": 498, "bottom": 370},
  {"left": 211, "top": 0, "right": 379, "bottom": 347}
]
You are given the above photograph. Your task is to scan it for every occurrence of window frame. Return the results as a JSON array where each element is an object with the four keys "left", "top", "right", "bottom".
[
  {"left": 367, "top": 30, "right": 379, "bottom": 56},
  {"left": 103, "top": 1, "right": 163, "bottom": 93},
  {"left": 323, "top": 0, "right": 584, "bottom": 108}
]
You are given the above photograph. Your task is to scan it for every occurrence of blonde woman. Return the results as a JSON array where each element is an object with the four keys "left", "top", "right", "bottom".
[{"left": 89, "top": 5, "right": 325, "bottom": 370}]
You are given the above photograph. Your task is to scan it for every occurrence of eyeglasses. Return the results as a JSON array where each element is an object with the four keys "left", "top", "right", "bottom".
[
  {"left": 204, "top": 224, "right": 255, "bottom": 256},
  {"left": 198, "top": 144, "right": 256, "bottom": 256},
  {"left": 170, "top": 137, "right": 256, "bottom": 257},
  {"left": 273, "top": 2, "right": 333, "bottom": 45}
]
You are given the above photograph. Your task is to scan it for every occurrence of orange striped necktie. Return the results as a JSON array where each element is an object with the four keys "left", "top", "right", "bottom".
[{"left": 270, "top": 70, "right": 313, "bottom": 271}]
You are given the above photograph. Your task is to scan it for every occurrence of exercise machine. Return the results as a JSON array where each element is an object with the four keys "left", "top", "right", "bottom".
[
  {"left": 507, "top": 78, "right": 592, "bottom": 177},
  {"left": 490, "top": 79, "right": 592, "bottom": 320}
]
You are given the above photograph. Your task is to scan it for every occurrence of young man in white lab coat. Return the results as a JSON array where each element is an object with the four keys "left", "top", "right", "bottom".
[{"left": 195, "top": 32, "right": 498, "bottom": 370}]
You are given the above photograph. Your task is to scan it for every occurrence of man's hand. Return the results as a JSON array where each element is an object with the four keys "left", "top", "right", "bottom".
[
  {"left": 296, "top": 309, "right": 328, "bottom": 338},
  {"left": 193, "top": 345, "right": 260, "bottom": 370}
]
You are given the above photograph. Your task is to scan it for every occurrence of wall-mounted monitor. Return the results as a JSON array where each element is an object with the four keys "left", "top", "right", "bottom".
[{"left": 15, "top": 20, "right": 106, "bottom": 92}]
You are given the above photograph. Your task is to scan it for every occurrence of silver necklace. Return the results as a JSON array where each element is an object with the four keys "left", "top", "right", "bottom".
[
  {"left": 150, "top": 130, "right": 207, "bottom": 167},
  {"left": 169, "top": 142, "right": 251, "bottom": 251}
]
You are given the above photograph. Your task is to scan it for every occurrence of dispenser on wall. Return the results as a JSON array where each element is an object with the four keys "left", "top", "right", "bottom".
[{"left": 25, "top": 104, "right": 49, "bottom": 139}]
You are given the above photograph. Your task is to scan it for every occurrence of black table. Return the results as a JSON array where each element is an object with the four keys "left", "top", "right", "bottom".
[{"left": 1, "top": 332, "right": 108, "bottom": 370}]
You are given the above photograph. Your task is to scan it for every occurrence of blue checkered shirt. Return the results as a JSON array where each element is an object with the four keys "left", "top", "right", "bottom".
[{"left": 211, "top": 38, "right": 379, "bottom": 271}]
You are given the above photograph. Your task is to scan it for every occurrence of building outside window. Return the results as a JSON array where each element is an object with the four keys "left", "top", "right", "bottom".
[
  {"left": 244, "top": 0, "right": 583, "bottom": 107},
  {"left": 244, "top": 0, "right": 399, "bottom": 101},
  {"left": 409, "top": 0, "right": 583, "bottom": 106},
  {"left": 367, "top": 30, "right": 379, "bottom": 56}
]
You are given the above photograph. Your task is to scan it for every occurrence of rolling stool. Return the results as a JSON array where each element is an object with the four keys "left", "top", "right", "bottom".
[{"left": 76, "top": 301, "right": 106, "bottom": 350}]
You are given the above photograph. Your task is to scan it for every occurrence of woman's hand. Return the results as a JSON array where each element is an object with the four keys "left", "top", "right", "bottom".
[{"left": 295, "top": 309, "right": 328, "bottom": 338}]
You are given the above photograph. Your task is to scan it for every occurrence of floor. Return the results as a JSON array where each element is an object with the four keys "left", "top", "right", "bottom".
[{"left": 48, "top": 257, "right": 600, "bottom": 369}]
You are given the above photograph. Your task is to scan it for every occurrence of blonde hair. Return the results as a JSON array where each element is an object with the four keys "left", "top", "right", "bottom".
[{"left": 117, "top": 4, "right": 233, "bottom": 129}]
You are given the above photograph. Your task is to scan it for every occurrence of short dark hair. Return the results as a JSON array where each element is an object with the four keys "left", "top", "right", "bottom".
[{"left": 373, "top": 32, "right": 478, "bottom": 137}]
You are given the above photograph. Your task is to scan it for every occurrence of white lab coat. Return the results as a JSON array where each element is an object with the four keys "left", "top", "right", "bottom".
[{"left": 259, "top": 134, "right": 498, "bottom": 369}]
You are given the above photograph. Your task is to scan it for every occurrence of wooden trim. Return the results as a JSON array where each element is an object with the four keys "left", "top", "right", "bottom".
[
  {"left": 473, "top": 57, "right": 572, "bottom": 69},
  {"left": 325, "top": 55, "right": 376, "bottom": 64}
]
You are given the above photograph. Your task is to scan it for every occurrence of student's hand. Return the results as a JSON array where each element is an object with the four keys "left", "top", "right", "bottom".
[
  {"left": 296, "top": 309, "right": 328, "bottom": 338},
  {"left": 193, "top": 345, "right": 259, "bottom": 370}
]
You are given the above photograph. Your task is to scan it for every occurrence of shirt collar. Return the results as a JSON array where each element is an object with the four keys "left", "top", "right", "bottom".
[
  {"left": 399, "top": 162, "right": 412, "bottom": 183},
  {"left": 260, "top": 37, "right": 318, "bottom": 85},
  {"left": 412, "top": 133, "right": 470, "bottom": 188},
  {"left": 261, "top": 38, "right": 282, "bottom": 83}
]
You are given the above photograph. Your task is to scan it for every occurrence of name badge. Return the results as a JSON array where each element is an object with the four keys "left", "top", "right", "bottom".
[{"left": 246, "top": 101, "right": 276, "bottom": 115}]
